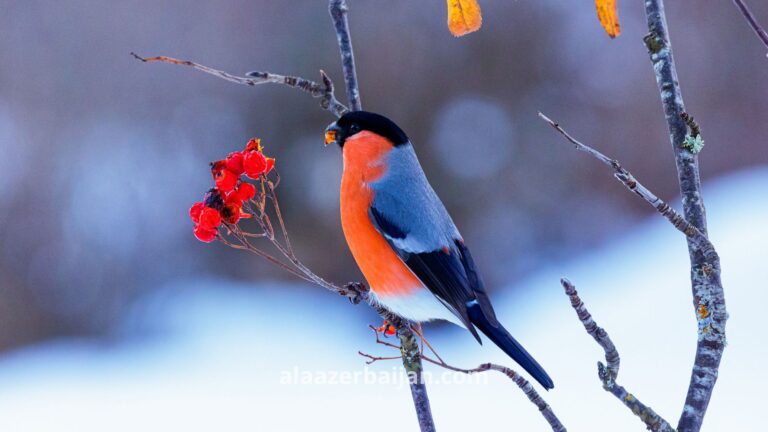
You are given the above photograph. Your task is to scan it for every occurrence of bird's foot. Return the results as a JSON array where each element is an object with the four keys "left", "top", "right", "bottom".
[{"left": 340, "top": 281, "right": 369, "bottom": 304}]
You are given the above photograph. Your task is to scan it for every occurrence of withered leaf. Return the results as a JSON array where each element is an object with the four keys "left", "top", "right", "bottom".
[
  {"left": 447, "top": 0, "right": 482, "bottom": 37},
  {"left": 596, "top": 0, "right": 621, "bottom": 38}
]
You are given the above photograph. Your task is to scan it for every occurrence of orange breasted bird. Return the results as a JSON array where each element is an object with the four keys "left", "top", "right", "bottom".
[{"left": 325, "top": 111, "right": 554, "bottom": 389}]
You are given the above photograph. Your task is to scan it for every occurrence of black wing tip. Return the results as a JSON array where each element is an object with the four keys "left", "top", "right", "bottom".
[
  {"left": 513, "top": 353, "right": 555, "bottom": 390},
  {"left": 467, "top": 303, "right": 555, "bottom": 390},
  {"left": 469, "top": 325, "right": 482, "bottom": 344},
  {"left": 540, "top": 375, "right": 555, "bottom": 390}
]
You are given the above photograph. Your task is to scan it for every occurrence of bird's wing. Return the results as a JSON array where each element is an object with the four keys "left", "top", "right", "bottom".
[
  {"left": 368, "top": 145, "right": 555, "bottom": 389},
  {"left": 368, "top": 145, "right": 497, "bottom": 341}
]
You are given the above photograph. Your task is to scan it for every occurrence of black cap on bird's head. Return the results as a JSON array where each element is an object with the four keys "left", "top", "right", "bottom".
[{"left": 324, "top": 111, "right": 409, "bottom": 148}]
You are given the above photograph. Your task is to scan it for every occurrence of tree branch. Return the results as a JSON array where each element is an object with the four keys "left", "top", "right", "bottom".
[
  {"left": 561, "top": 279, "right": 674, "bottom": 432},
  {"left": 360, "top": 325, "right": 566, "bottom": 431},
  {"left": 220, "top": 179, "right": 439, "bottom": 432},
  {"left": 731, "top": 0, "right": 768, "bottom": 55},
  {"left": 328, "top": 0, "right": 362, "bottom": 111},
  {"left": 537, "top": 113, "right": 716, "bottom": 260},
  {"left": 325, "top": 2, "right": 434, "bottom": 430},
  {"left": 539, "top": 110, "right": 725, "bottom": 432},
  {"left": 130, "top": 53, "right": 349, "bottom": 118},
  {"left": 643, "top": 3, "right": 727, "bottom": 431}
]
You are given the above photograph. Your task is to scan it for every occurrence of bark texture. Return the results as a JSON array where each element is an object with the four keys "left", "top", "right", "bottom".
[{"left": 643, "top": 3, "right": 727, "bottom": 431}]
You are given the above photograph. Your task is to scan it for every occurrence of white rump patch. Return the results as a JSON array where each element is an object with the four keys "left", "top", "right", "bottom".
[{"left": 371, "top": 288, "right": 465, "bottom": 328}]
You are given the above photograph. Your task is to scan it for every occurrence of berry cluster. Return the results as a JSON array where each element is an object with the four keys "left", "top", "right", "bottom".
[
  {"left": 377, "top": 320, "right": 397, "bottom": 336},
  {"left": 189, "top": 138, "right": 275, "bottom": 242}
]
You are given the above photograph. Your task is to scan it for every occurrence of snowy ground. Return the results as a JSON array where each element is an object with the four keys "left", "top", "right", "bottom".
[{"left": 0, "top": 167, "right": 765, "bottom": 431}]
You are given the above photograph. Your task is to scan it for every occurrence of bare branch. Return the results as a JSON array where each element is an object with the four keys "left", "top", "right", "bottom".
[
  {"left": 358, "top": 352, "right": 402, "bottom": 364},
  {"left": 560, "top": 279, "right": 674, "bottom": 432},
  {"left": 325, "top": 2, "right": 437, "bottom": 429},
  {"left": 539, "top": 111, "right": 726, "bottom": 431},
  {"left": 537, "top": 113, "right": 718, "bottom": 263},
  {"left": 328, "top": 0, "right": 362, "bottom": 111},
  {"left": 218, "top": 174, "right": 435, "bottom": 432},
  {"left": 643, "top": 3, "right": 728, "bottom": 430},
  {"left": 360, "top": 323, "right": 567, "bottom": 432},
  {"left": 560, "top": 278, "right": 619, "bottom": 378},
  {"left": 731, "top": 0, "right": 768, "bottom": 55},
  {"left": 130, "top": 53, "right": 349, "bottom": 117},
  {"left": 432, "top": 361, "right": 565, "bottom": 432},
  {"left": 223, "top": 177, "right": 445, "bottom": 432}
]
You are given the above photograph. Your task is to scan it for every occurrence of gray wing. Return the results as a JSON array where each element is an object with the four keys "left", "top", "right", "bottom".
[
  {"left": 369, "top": 144, "right": 498, "bottom": 340},
  {"left": 369, "top": 143, "right": 460, "bottom": 253}
]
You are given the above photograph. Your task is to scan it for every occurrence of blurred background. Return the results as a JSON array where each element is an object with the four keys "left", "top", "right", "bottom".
[{"left": 0, "top": 1, "right": 766, "bottom": 431}]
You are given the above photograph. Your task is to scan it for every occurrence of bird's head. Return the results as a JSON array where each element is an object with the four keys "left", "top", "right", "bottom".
[{"left": 324, "top": 111, "right": 409, "bottom": 149}]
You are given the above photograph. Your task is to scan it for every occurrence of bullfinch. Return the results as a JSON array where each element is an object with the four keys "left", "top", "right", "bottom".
[{"left": 325, "top": 111, "right": 554, "bottom": 389}]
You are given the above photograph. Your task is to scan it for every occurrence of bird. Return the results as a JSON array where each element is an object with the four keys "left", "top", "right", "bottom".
[{"left": 324, "top": 111, "right": 554, "bottom": 390}]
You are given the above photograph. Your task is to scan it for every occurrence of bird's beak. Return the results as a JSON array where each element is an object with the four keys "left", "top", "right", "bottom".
[{"left": 324, "top": 122, "right": 340, "bottom": 147}]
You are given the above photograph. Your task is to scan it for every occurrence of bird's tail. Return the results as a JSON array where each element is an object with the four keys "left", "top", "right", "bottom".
[{"left": 467, "top": 304, "right": 554, "bottom": 390}]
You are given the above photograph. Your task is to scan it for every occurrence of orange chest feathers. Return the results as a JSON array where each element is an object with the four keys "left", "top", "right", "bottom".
[{"left": 339, "top": 132, "right": 421, "bottom": 297}]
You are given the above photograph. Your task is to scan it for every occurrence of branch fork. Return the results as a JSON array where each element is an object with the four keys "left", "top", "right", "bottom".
[
  {"left": 359, "top": 322, "right": 566, "bottom": 432},
  {"left": 541, "top": 104, "right": 725, "bottom": 432},
  {"left": 130, "top": 53, "right": 349, "bottom": 118}
]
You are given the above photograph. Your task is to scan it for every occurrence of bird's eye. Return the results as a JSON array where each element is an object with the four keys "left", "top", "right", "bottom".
[{"left": 349, "top": 123, "right": 361, "bottom": 134}]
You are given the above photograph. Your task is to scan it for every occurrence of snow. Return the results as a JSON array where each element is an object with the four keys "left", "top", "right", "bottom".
[{"left": 0, "top": 167, "right": 765, "bottom": 431}]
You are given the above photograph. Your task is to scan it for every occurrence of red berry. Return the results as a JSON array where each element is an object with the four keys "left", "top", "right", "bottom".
[
  {"left": 244, "top": 138, "right": 262, "bottom": 152},
  {"left": 210, "top": 160, "right": 227, "bottom": 173},
  {"left": 214, "top": 169, "right": 238, "bottom": 193},
  {"left": 235, "top": 182, "right": 256, "bottom": 201},
  {"left": 225, "top": 152, "right": 245, "bottom": 175},
  {"left": 221, "top": 204, "right": 242, "bottom": 224},
  {"left": 385, "top": 326, "right": 396, "bottom": 336},
  {"left": 198, "top": 207, "right": 222, "bottom": 229},
  {"left": 189, "top": 202, "right": 205, "bottom": 222},
  {"left": 243, "top": 151, "right": 267, "bottom": 179},
  {"left": 225, "top": 190, "right": 243, "bottom": 206},
  {"left": 265, "top": 157, "right": 275, "bottom": 174},
  {"left": 193, "top": 224, "right": 217, "bottom": 243}
]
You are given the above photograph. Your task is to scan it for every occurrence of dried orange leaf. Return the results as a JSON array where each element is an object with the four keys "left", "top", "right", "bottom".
[
  {"left": 596, "top": 0, "right": 621, "bottom": 38},
  {"left": 446, "top": 0, "right": 482, "bottom": 37}
]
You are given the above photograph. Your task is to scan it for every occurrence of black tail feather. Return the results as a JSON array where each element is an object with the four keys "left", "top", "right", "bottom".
[{"left": 467, "top": 303, "right": 554, "bottom": 390}]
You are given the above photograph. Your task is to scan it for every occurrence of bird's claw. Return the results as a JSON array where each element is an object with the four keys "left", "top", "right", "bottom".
[{"left": 341, "top": 281, "right": 368, "bottom": 304}]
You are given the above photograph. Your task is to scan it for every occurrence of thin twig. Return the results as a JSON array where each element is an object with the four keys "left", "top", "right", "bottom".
[
  {"left": 326, "top": 2, "right": 434, "bottom": 430},
  {"left": 537, "top": 113, "right": 718, "bottom": 263},
  {"left": 731, "top": 0, "right": 768, "bottom": 55},
  {"left": 359, "top": 325, "right": 566, "bottom": 432},
  {"left": 358, "top": 352, "right": 402, "bottom": 364},
  {"left": 130, "top": 53, "right": 349, "bottom": 117},
  {"left": 643, "top": 3, "right": 727, "bottom": 431},
  {"left": 218, "top": 176, "right": 442, "bottom": 432},
  {"left": 560, "top": 278, "right": 619, "bottom": 378},
  {"left": 411, "top": 324, "right": 445, "bottom": 365},
  {"left": 560, "top": 279, "right": 674, "bottom": 432},
  {"left": 367, "top": 325, "right": 401, "bottom": 349},
  {"left": 132, "top": 4, "right": 428, "bottom": 430},
  {"left": 328, "top": 0, "right": 362, "bottom": 111},
  {"left": 220, "top": 228, "right": 312, "bottom": 283},
  {"left": 266, "top": 180, "right": 294, "bottom": 256},
  {"left": 539, "top": 111, "right": 725, "bottom": 432}
]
